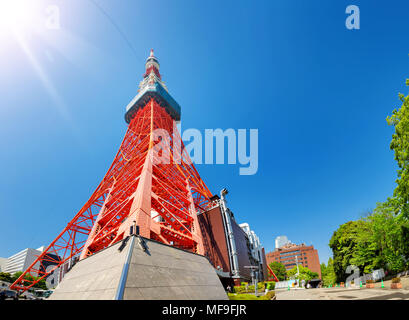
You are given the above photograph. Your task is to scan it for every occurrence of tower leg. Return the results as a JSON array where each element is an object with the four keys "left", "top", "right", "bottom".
[
  {"left": 118, "top": 149, "right": 153, "bottom": 239},
  {"left": 187, "top": 180, "right": 204, "bottom": 255},
  {"left": 80, "top": 186, "right": 114, "bottom": 260}
]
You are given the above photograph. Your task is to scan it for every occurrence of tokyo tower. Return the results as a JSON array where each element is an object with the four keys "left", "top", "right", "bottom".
[{"left": 11, "top": 50, "right": 213, "bottom": 292}]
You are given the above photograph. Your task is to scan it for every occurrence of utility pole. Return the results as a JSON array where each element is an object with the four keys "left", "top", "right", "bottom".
[
  {"left": 245, "top": 266, "right": 259, "bottom": 296},
  {"left": 295, "top": 255, "right": 300, "bottom": 287}
]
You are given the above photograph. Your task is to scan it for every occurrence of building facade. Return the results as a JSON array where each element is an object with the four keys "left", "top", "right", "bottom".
[
  {"left": 0, "top": 257, "right": 8, "bottom": 272},
  {"left": 239, "top": 223, "right": 265, "bottom": 281},
  {"left": 3, "top": 247, "right": 45, "bottom": 274},
  {"left": 198, "top": 189, "right": 267, "bottom": 287},
  {"left": 1, "top": 246, "right": 60, "bottom": 288},
  {"left": 266, "top": 243, "right": 321, "bottom": 279}
]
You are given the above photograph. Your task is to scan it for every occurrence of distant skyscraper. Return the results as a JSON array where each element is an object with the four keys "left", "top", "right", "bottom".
[{"left": 275, "top": 235, "right": 290, "bottom": 249}]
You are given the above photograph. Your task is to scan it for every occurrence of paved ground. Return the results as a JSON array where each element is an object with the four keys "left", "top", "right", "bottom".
[{"left": 276, "top": 287, "right": 409, "bottom": 300}]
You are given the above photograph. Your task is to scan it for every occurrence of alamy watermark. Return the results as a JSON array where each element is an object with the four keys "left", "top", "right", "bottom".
[
  {"left": 344, "top": 254, "right": 409, "bottom": 287},
  {"left": 345, "top": 5, "right": 360, "bottom": 30},
  {"left": 45, "top": 5, "right": 60, "bottom": 30},
  {"left": 151, "top": 122, "right": 258, "bottom": 176}
]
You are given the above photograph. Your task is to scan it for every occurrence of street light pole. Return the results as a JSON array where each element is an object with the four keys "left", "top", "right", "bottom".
[
  {"left": 295, "top": 256, "right": 300, "bottom": 287},
  {"left": 245, "top": 265, "right": 259, "bottom": 296}
]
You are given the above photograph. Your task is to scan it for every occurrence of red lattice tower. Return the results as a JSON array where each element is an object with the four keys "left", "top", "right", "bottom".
[{"left": 11, "top": 50, "right": 212, "bottom": 292}]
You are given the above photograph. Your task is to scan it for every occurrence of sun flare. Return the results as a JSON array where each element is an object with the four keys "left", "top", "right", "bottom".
[{"left": 0, "top": 0, "right": 38, "bottom": 34}]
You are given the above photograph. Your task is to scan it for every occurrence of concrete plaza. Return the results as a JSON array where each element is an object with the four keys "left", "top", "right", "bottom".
[{"left": 275, "top": 287, "right": 409, "bottom": 300}]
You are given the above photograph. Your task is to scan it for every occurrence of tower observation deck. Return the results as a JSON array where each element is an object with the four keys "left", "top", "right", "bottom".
[{"left": 125, "top": 49, "right": 181, "bottom": 123}]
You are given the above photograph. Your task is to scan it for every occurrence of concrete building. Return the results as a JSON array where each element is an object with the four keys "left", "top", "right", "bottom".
[
  {"left": 239, "top": 223, "right": 265, "bottom": 280},
  {"left": 3, "top": 247, "right": 45, "bottom": 274},
  {"left": 266, "top": 243, "right": 321, "bottom": 279},
  {"left": 1, "top": 246, "right": 62, "bottom": 289},
  {"left": 275, "top": 235, "right": 290, "bottom": 249},
  {"left": 197, "top": 189, "right": 268, "bottom": 287},
  {"left": 0, "top": 257, "right": 8, "bottom": 272}
]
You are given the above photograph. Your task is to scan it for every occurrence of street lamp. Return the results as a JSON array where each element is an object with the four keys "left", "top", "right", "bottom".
[
  {"left": 245, "top": 265, "right": 259, "bottom": 296},
  {"left": 295, "top": 256, "right": 300, "bottom": 287}
]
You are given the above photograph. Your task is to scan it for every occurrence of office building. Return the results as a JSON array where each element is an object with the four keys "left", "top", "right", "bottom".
[{"left": 266, "top": 243, "right": 321, "bottom": 278}]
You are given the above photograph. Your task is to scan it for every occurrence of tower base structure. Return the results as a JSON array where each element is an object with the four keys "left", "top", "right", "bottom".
[{"left": 48, "top": 235, "right": 227, "bottom": 300}]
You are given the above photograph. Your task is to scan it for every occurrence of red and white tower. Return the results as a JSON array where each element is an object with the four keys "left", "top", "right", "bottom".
[{"left": 11, "top": 50, "right": 213, "bottom": 292}]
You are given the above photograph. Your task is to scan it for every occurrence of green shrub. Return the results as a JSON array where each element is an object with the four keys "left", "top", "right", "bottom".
[
  {"left": 240, "top": 282, "right": 248, "bottom": 286},
  {"left": 265, "top": 282, "right": 276, "bottom": 290},
  {"left": 228, "top": 293, "right": 260, "bottom": 300},
  {"left": 264, "top": 291, "right": 275, "bottom": 300},
  {"left": 234, "top": 282, "right": 268, "bottom": 293},
  {"left": 233, "top": 286, "right": 246, "bottom": 293},
  {"left": 228, "top": 291, "right": 275, "bottom": 300}
]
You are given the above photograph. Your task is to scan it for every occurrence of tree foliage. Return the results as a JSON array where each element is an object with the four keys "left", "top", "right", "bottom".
[
  {"left": 0, "top": 272, "right": 12, "bottom": 283},
  {"left": 268, "top": 261, "right": 287, "bottom": 281},
  {"left": 387, "top": 79, "right": 409, "bottom": 218},
  {"left": 320, "top": 258, "right": 336, "bottom": 286},
  {"left": 286, "top": 265, "right": 318, "bottom": 281},
  {"left": 8, "top": 271, "right": 47, "bottom": 290},
  {"left": 329, "top": 220, "right": 365, "bottom": 282},
  {"left": 329, "top": 200, "right": 409, "bottom": 282}
]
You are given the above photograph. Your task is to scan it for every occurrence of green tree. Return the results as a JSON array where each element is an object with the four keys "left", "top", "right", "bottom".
[
  {"left": 320, "top": 258, "right": 336, "bottom": 286},
  {"left": 329, "top": 200, "right": 409, "bottom": 281},
  {"left": 363, "top": 201, "right": 409, "bottom": 273},
  {"left": 10, "top": 271, "right": 23, "bottom": 283},
  {"left": 35, "top": 278, "right": 47, "bottom": 290},
  {"left": 0, "top": 272, "right": 12, "bottom": 283},
  {"left": 287, "top": 265, "right": 318, "bottom": 281},
  {"left": 387, "top": 79, "right": 409, "bottom": 218},
  {"left": 10, "top": 271, "right": 48, "bottom": 290},
  {"left": 329, "top": 220, "right": 365, "bottom": 282},
  {"left": 268, "top": 261, "right": 287, "bottom": 281}
]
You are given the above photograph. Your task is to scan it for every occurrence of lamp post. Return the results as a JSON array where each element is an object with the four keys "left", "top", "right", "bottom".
[
  {"left": 295, "top": 256, "right": 300, "bottom": 287},
  {"left": 245, "top": 265, "right": 259, "bottom": 296}
]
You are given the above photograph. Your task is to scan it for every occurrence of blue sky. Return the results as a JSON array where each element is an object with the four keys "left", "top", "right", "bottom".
[{"left": 1, "top": 0, "right": 409, "bottom": 265}]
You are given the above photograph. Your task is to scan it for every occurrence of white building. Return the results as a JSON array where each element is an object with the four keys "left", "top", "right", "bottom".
[
  {"left": 239, "top": 223, "right": 264, "bottom": 279},
  {"left": 275, "top": 235, "right": 290, "bottom": 250},
  {"left": 3, "top": 247, "right": 45, "bottom": 275},
  {"left": 0, "top": 257, "right": 8, "bottom": 272}
]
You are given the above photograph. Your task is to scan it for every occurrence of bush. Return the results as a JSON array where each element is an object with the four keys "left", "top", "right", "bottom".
[
  {"left": 234, "top": 282, "right": 267, "bottom": 293},
  {"left": 228, "top": 291, "right": 275, "bottom": 300},
  {"left": 392, "top": 277, "right": 401, "bottom": 283},
  {"left": 264, "top": 291, "right": 275, "bottom": 300},
  {"left": 240, "top": 282, "right": 248, "bottom": 286},
  {"left": 228, "top": 293, "right": 260, "bottom": 300},
  {"left": 265, "top": 282, "right": 276, "bottom": 290},
  {"left": 233, "top": 286, "right": 246, "bottom": 293}
]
